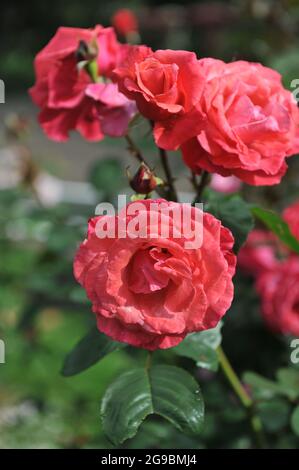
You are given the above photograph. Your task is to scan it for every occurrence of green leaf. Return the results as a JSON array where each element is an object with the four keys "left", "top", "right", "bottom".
[
  {"left": 101, "top": 365, "right": 204, "bottom": 445},
  {"left": 61, "top": 327, "right": 125, "bottom": 377},
  {"left": 252, "top": 207, "right": 299, "bottom": 254},
  {"left": 257, "top": 399, "right": 290, "bottom": 432},
  {"left": 205, "top": 194, "right": 254, "bottom": 252},
  {"left": 173, "top": 323, "right": 222, "bottom": 371},
  {"left": 243, "top": 371, "right": 288, "bottom": 400},
  {"left": 290, "top": 405, "right": 299, "bottom": 437},
  {"left": 276, "top": 368, "right": 299, "bottom": 401}
]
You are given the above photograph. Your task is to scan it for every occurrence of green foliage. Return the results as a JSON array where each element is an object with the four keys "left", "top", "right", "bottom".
[
  {"left": 101, "top": 365, "right": 204, "bottom": 445},
  {"left": 290, "top": 406, "right": 299, "bottom": 437},
  {"left": 173, "top": 322, "right": 222, "bottom": 371},
  {"left": 252, "top": 207, "right": 299, "bottom": 254},
  {"left": 205, "top": 192, "right": 254, "bottom": 252},
  {"left": 89, "top": 158, "right": 124, "bottom": 197},
  {"left": 62, "top": 327, "right": 126, "bottom": 377}
]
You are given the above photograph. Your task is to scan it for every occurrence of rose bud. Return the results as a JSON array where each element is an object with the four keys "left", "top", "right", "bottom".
[{"left": 129, "top": 163, "right": 162, "bottom": 194}]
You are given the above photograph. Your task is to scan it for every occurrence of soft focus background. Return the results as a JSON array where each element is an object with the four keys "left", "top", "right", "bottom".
[{"left": 1, "top": 0, "right": 299, "bottom": 449}]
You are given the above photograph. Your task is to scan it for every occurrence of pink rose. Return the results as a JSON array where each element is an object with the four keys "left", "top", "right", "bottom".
[
  {"left": 113, "top": 47, "right": 205, "bottom": 150},
  {"left": 29, "top": 25, "right": 135, "bottom": 141},
  {"left": 257, "top": 256, "right": 299, "bottom": 336},
  {"left": 238, "top": 229, "right": 279, "bottom": 277},
  {"left": 210, "top": 174, "right": 242, "bottom": 194},
  {"left": 283, "top": 200, "right": 299, "bottom": 241},
  {"left": 74, "top": 199, "right": 236, "bottom": 350},
  {"left": 182, "top": 59, "right": 299, "bottom": 186}
]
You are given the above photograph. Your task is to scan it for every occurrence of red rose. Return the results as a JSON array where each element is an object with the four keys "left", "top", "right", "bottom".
[
  {"left": 112, "top": 9, "right": 138, "bottom": 36},
  {"left": 257, "top": 257, "right": 299, "bottom": 336},
  {"left": 74, "top": 199, "right": 236, "bottom": 350},
  {"left": 182, "top": 59, "right": 299, "bottom": 186},
  {"left": 113, "top": 47, "right": 205, "bottom": 150},
  {"left": 238, "top": 229, "right": 279, "bottom": 277},
  {"left": 29, "top": 26, "right": 135, "bottom": 141},
  {"left": 283, "top": 200, "right": 299, "bottom": 240}
]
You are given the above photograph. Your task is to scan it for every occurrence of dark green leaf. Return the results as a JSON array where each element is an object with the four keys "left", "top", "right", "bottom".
[
  {"left": 252, "top": 207, "right": 299, "bottom": 254},
  {"left": 173, "top": 323, "right": 222, "bottom": 371},
  {"left": 101, "top": 365, "right": 204, "bottom": 445},
  {"left": 290, "top": 405, "right": 299, "bottom": 437},
  {"left": 243, "top": 372, "right": 288, "bottom": 400},
  {"left": 276, "top": 368, "right": 299, "bottom": 401},
  {"left": 62, "top": 327, "right": 125, "bottom": 377},
  {"left": 205, "top": 194, "right": 254, "bottom": 252},
  {"left": 257, "top": 399, "right": 290, "bottom": 432}
]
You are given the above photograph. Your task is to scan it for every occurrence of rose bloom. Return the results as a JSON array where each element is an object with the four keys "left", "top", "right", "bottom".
[
  {"left": 113, "top": 47, "right": 205, "bottom": 150},
  {"left": 112, "top": 9, "right": 138, "bottom": 36},
  {"left": 238, "top": 229, "right": 280, "bottom": 277},
  {"left": 74, "top": 199, "right": 236, "bottom": 350},
  {"left": 210, "top": 174, "right": 242, "bottom": 194},
  {"left": 256, "top": 256, "right": 299, "bottom": 336},
  {"left": 182, "top": 58, "right": 299, "bottom": 186},
  {"left": 283, "top": 200, "right": 299, "bottom": 240},
  {"left": 29, "top": 26, "right": 135, "bottom": 141}
]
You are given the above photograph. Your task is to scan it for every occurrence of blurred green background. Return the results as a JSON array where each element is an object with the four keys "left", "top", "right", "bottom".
[{"left": 1, "top": 0, "right": 299, "bottom": 449}]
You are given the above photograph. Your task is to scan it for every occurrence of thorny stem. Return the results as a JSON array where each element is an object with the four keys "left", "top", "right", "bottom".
[
  {"left": 217, "top": 346, "right": 266, "bottom": 449},
  {"left": 192, "top": 171, "right": 210, "bottom": 204}
]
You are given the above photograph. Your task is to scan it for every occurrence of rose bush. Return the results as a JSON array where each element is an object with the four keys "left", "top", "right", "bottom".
[
  {"left": 182, "top": 59, "right": 299, "bottom": 185},
  {"left": 30, "top": 25, "right": 135, "bottom": 141},
  {"left": 27, "top": 20, "right": 299, "bottom": 448},
  {"left": 74, "top": 199, "right": 236, "bottom": 350}
]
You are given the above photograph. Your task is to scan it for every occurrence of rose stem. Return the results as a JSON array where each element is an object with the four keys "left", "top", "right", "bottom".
[
  {"left": 190, "top": 171, "right": 198, "bottom": 191},
  {"left": 217, "top": 345, "right": 266, "bottom": 449},
  {"left": 148, "top": 120, "right": 178, "bottom": 202},
  {"left": 158, "top": 147, "right": 178, "bottom": 202},
  {"left": 145, "top": 351, "right": 153, "bottom": 371},
  {"left": 192, "top": 170, "right": 210, "bottom": 204},
  {"left": 125, "top": 134, "right": 146, "bottom": 164}
]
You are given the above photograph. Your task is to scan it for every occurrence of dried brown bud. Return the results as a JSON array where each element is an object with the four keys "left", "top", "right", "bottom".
[{"left": 129, "top": 163, "right": 162, "bottom": 194}]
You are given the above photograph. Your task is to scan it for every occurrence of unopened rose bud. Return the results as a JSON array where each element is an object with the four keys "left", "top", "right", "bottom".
[{"left": 129, "top": 163, "right": 162, "bottom": 194}]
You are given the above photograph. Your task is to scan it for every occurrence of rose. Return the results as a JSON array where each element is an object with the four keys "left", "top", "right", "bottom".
[
  {"left": 74, "top": 199, "right": 236, "bottom": 350},
  {"left": 238, "top": 229, "right": 280, "bottom": 277},
  {"left": 182, "top": 58, "right": 299, "bottom": 186},
  {"left": 113, "top": 47, "right": 205, "bottom": 150},
  {"left": 210, "top": 174, "right": 242, "bottom": 194},
  {"left": 29, "top": 25, "right": 135, "bottom": 141},
  {"left": 283, "top": 200, "right": 299, "bottom": 240},
  {"left": 112, "top": 9, "right": 139, "bottom": 36},
  {"left": 257, "top": 257, "right": 299, "bottom": 336}
]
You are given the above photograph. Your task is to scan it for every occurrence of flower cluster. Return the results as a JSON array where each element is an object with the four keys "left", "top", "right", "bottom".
[
  {"left": 29, "top": 23, "right": 299, "bottom": 350},
  {"left": 238, "top": 202, "right": 299, "bottom": 336},
  {"left": 30, "top": 24, "right": 299, "bottom": 185}
]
